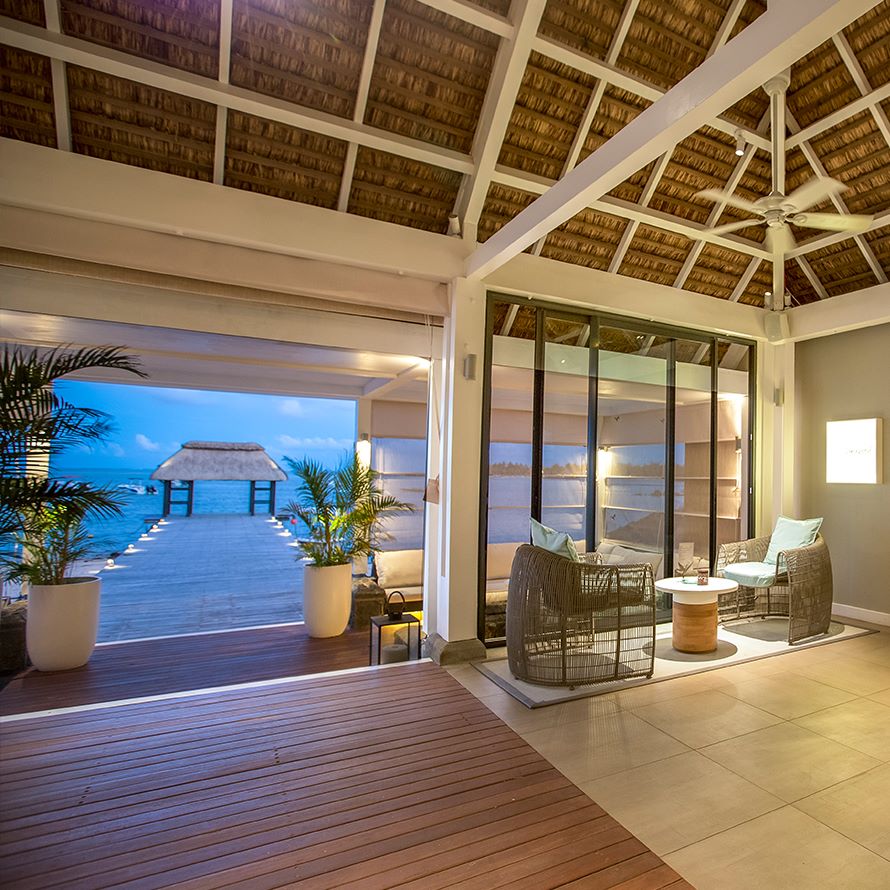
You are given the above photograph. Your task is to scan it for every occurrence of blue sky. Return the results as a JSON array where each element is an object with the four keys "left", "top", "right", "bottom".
[{"left": 55, "top": 381, "right": 358, "bottom": 470}]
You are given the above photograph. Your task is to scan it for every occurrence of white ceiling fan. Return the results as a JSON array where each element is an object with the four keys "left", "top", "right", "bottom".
[{"left": 694, "top": 71, "right": 873, "bottom": 310}]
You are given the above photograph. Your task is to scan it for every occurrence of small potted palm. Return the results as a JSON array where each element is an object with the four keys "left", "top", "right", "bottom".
[
  {"left": 286, "top": 453, "right": 411, "bottom": 638},
  {"left": 1, "top": 345, "right": 145, "bottom": 671}
]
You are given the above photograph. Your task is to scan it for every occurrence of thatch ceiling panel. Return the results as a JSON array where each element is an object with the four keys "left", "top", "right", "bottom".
[
  {"left": 230, "top": 0, "right": 369, "bottom": 120},
  {"left": 67, "top": 66, "right": 216, "bottom": 180},
  {"left": 738, "top": 259, "right": 770, "bottom": 307},
  {"left": 540, "top": 208, "right": 627, "bottom": 271},
  {"left": 491, "top": 300, "right": 537, "bottom": 340},
  {"left": 61, "top": 0, "right": 219, "bottom": 79},
  {"left": 614, "top": 0, "right": 732, "bottom": 91},
  {"left": 348, "top": 147, "right": 462, "bottom": 233},
  {"left": 784, "top": 146, "right": 813, "bottom": 194},
  {"left": 787, "top": 41, "right": 860, "bottom": 129},
  {"left": 580, "top": 85, "right": 650, "bottom": 161},
  {"left": 0, "top": 0, "right": 45, "bottom": 25},
  {"left": 224, "top": 111, "right": 346, "bottom": 209},
  {"left": 809, "top": 111, "right": 890, "bottom": 215},
  {"left": 618, "top": 224, "right": 693, "bottom": 286},
  {"left": 784, "top": 261, "right": 820, "bottom": 306},
  {"left": 863, "top": 226, "right": 890, "bottom": 276},
  {"left": 0, "top": 45, "right": 56, "bottom": 148},
  {"left": 684, "top": 242, "right": 751, "bottom": 300},
  {"left": 365, "top": 0, "right": 497, "bottom": 153},
  {"left": 468, "top": 0, "right": 512, "bottom": 14},
  {"left": 842, "top": 0, "right": 890, "bottom": 88},
  {"left": 538, "top": 0, "right": 622, "bottom": 62},
  {"left": 713, "top": 147, "right": 771, "bottom": 240},
  {"left": 498, "top": 52, "right": 597, "bottom": 180},
  {"left": 648, "top": 125, "right": 741, "bottom": 224},
  {"left": 478, "top": 182, "right": 538, "bottom": 244},
  {"left": 607, "top": 159, "right": 658, "bottom": 204},
  {"left": 805, "top": 237, "right": 880, "bottom": 297}
]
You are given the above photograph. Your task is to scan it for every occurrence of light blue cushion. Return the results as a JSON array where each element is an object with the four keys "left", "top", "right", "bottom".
[
  {"left": 530, "top": 518, "right": 580, "bottom": 562},
  {"left": 723, "top": 561, "right": 783, "bottom": 588},
  {"left": 765, "top": 516, "right": 823, "bottom": 568}
]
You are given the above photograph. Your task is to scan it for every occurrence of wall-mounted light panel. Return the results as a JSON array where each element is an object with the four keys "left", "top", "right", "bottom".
[{"left": 826, "top": 418, "right": 883, "bottom": 484}]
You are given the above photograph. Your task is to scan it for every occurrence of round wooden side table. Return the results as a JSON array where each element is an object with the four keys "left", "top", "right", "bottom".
[{"left": 656, "top": 577, "right": 739, "bottom": 654}]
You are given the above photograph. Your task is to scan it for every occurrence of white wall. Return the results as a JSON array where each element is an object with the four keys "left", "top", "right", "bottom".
[{"left": 796, "top": 323, "right": 890, "bottom": 623}]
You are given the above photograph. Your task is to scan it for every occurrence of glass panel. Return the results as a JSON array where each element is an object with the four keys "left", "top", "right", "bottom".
[
  {"left": 717, "top": 341, "right": 751, "bottom": 547},
  {"left": 674, "top": 339, "right": 713, "bottom": 574},
  {"left": 485, "top": 301, "right": 535, "bottom": 641},
  {"left": 596, "top": 326, "right": 667, "bottom": 578},
  {"left": 372, "top": 437, "right": 425, "bottom": 551},
  {"left": 542, "top": 313, "right": 590, "bottom": 552}
]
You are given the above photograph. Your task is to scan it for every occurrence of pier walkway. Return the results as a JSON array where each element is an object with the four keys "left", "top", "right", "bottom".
[{"left": 96, "top": 514, "right": 304, "bottom": 642}]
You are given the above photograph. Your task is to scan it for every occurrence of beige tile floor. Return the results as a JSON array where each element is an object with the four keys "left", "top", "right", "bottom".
[{"left": 448, "top": 620, "right": 890, "bottom": 889}]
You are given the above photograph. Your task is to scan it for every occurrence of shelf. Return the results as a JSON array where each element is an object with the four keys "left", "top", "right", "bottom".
[
  {"left": 604, "top": 505, "right": 740, "bottom": 520},
  {"left": 604, "top": 475, "right": 738, "bottom": 480}
]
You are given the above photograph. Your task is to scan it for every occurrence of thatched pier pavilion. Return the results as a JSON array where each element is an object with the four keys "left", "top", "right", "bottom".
[{"left": 151, "top": 441, "right": 287, "bottom": 516}]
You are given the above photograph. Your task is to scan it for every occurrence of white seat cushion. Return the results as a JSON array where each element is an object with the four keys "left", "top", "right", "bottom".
[
  {"left": 487, "top": 542, "right": 523, "bottom": 580},
  {"left": 723, "top": 561, "right": 784, "bottom": 588},
  {"left": 375, "top": 549, "right": 423, "bottom": 590},
  {"left": 598, "top": 543, "right": 663, "bottom": 578}
]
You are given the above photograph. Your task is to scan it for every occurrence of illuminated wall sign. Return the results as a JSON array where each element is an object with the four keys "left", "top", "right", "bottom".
[{"left": 826, "top": 418, "right": 883, "bottom": 484}]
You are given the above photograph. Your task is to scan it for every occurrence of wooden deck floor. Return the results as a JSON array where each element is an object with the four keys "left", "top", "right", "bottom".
[
  {"left": 0, "top": 662, "right": 691, "bottom": 890},
  {"left": 1, "top": 624, "right": 369, "bottom": 716}
]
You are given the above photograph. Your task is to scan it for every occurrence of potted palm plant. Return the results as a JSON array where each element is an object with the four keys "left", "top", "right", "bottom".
[
  {"left": 286, "top": 453, "right": 411, "bottom": 638},
  {"left": 1, "top": 345, "right": 145, "bottom": 671}
]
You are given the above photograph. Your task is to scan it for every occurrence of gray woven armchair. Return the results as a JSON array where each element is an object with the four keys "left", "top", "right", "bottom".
[
  {"left": 716, "top": 533, "right": 833, "bottom": 644},
  {"left": 506, "top": 544, "right": 656, "bottom": 688}
]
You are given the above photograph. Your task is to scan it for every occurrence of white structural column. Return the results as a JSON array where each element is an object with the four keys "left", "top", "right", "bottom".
[
  {"left": 455, "top": 0, "right": 546, "bottom": 243},
  {"left": 425, "top": 277, "right": 487, "bottom": 662},
  {"left": 42, "top": 0, "right": 70, "bottom": 152},
  {"left": 467, "top": 0, "right": 881, "bottom": 280},
  {"left": 422, "top": 358, "right": 443, "bottom": 636}
]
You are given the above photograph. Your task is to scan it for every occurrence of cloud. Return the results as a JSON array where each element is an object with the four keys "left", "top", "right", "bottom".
[
  {"left": 135, "top": 433, "right": 160, "bottom": 452},
  {"left": 279, "top": 399, "right": 307, "bottom": 418},
  {"left": 277, "top": 434, "right": 353, "bottom": 450},
  {"left": 156, "top": 389, "right": 220, "bottom": 405},
  {"left": 105, "top": 443, "right": 126, "bottom": 458}
]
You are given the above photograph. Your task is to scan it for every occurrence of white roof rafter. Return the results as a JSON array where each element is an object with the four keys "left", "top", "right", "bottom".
[
  {"left": 786, "top": 79, "right": 890, "bottom": 149},
  {"left": 42, "top": 0, "right": 70, "bottom": 153},
  {"left": 212, "top": 0, "right": 234, "bottom": 185},
  {"left": 729, "top": 257, "right": 762, "bottom": 303}
]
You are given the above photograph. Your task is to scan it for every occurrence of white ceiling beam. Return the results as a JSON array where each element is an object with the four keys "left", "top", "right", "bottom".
[
  {"left": 729, "top": 257, "right": 761, "bottom": 303},
  {"left": 789, "top": 209, "right": 890, "bottom": 257},
  {"left": 532, "top": 35, "right": 771, "bottom": 153},
  {"left": 832, "top": 32, "right": 890, "bottom": 148},
  {"left": 468, "top": 0, "right": 879, "bottom": 280},
  {"left": 415, "top": 0, "right": 513, "bottom": 38},
  {"left": 795, "top": 256, "right": 830, "bottom": 301},
  {"left": 456, "top": 0, "right": 546, "bottom": 243},
  {"left": 362, "top": 361, "right": 429, "bottom": 398},
  {"left": 710, "top": 0, "right": 747, "bottom": 53},
  {"left": 42, "top": 1, "right": 71, "bottom": 153},
  {"left": 212, "top": 0, "right": 234, "bottom": 185},
  {"left": 786, "top": 79, "right": 890, "bottom": 149},
  {"left": 0, "top": 16, "right": 475, "bottom": 176},
  {"left": 337, "top": 0, "right": 387, "bottom": 213},
  {"left": 531, "top": 0, "right": 639, "bottom": 256},
  {"left": 673, "top": 142, "right": 758, "bottom": 288},
  {"left": 500, "top": 302, "right": 519, "bottom": 335},
  {"left": 492, "top": 166, "right": 772, "bottom": 260}
]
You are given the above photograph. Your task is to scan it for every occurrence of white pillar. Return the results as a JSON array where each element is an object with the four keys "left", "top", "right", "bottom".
[
  {"left": 422, "top": 358, "right": 442, "bottom": 638},
  {"left": 425, "top": 277, "right": 487, "bottom": 663}
]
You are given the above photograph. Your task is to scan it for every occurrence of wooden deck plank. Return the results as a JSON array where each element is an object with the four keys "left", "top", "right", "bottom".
[{"left": 0, "top": 662, "right": 692, "bottom": 890}]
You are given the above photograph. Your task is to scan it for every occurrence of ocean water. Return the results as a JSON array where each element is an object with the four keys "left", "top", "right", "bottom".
[{"left": 53, "top": 468, "right": 424, "bottom": 557}]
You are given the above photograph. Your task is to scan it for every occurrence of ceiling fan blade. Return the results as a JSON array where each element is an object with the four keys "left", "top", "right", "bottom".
[
  {"left": 705, "top": 218, "right": 763, "bottom": 236},
  {"left": 784, "top": 176, "right": 846, "bottom": 212},
  {"left": 790, "top": 211, "right": 874, "bottom": 233},
  {"left": 766, "top": 226, "right": 795, "bottom": 256},
  {"left": 695, "top": 188, "right": 762, "bottom": 214}
]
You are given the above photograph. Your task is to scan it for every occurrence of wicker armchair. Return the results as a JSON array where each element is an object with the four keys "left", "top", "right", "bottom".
[
  {"left": 506, "top": 544, "right": 656, "bottom": 688},
  {"left": 715, "top": 533, "right": 833, "bottom": 644}
]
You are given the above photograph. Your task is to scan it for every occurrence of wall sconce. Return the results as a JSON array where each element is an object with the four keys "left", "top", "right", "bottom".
[
  {"left": 463, "top": 353, "right": 477, "bottom": 380},
  {"left": 826, "top": 418, "right": 883, "bottom": 483}
]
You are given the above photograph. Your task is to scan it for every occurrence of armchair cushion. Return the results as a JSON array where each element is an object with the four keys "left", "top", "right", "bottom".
[
  {"left": 530, "top": 518, "right": 580, "bottom": 562},
  {"left": 765, "top": 516, "right": 823, "bottom": 568},
  {"left": 599, "top": 543, "right": 663, "bottom": 576},
  {"left": 722, "top": 561, "right": 785, "bottom": 589}
]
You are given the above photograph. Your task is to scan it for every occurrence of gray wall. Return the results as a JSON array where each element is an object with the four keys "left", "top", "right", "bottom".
[{"left": 796, "top": 323, "right": 890, "bottom": 618}]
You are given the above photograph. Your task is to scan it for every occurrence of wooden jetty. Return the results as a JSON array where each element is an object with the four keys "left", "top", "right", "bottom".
[{"left": 96, "top": 514, "right": 304, "bottom": 642}]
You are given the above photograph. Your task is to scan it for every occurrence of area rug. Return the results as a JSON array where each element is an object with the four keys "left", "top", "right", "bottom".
[{"left": 473, "top": 619, "right": 873, "bottom": 708}]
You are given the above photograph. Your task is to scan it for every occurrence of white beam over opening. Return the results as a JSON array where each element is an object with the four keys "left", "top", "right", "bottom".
[
  {"left": 455, "top": 0, "right": 546, "bottom": 243},
  {"left": 337, "top": 0, "right": 387, "bottom": 212},
  {"left": 362, "top": 361, "right": 429, "bottom": 398},
  {"left": 468, "top": 0, "right": 880, "bottom": 280}
]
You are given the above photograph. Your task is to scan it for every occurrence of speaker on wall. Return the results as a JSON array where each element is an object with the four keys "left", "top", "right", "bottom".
[{"left": 764, "top": 311, "right": 790, "bottom": 343}]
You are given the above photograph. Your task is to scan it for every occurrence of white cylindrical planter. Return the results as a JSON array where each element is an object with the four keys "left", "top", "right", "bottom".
[
  {"left": 26, "top": 577, "right": 101, "bottom": 672},
  {"left": 303, "top": 563, "right": 353, "bottom": 638}
]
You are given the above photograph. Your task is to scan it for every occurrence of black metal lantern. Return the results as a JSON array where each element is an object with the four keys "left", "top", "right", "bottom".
[{"left": 370, "top": 605, "right": 421, "bottom": 666}]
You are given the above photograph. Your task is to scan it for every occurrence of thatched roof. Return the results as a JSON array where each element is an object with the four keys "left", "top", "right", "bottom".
[
  {"left": 151, "top": 441, "right": 287, "bottom": 481},
  {"left": 2, "top": 0, "right": 890, "bottom": 305}
]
